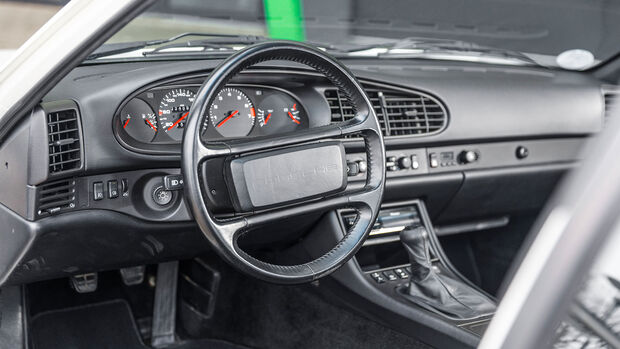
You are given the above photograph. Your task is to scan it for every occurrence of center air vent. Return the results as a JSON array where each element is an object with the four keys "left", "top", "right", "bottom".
[
  {"left": 325, "top": 84, "right": 447, "bottom": 137},
  {"left": 47, "top": 108, "right": 82, "bottom": 174},
  {"left": 36, "top": 179, "right": 76, "bottom": 216}
]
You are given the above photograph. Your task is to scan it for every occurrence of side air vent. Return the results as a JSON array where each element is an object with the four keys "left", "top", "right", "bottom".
[
  {"left": 603, "top": 89, "right": 619, "bottom": 120},
  {"left": 325, "top": 84, "right": 447, "bottom": 137},
  {"left": 36, "top": 179, "right": 76, "bottom": 216},
  {"left": 47, "top": 108, "right": 82, "bottom": 174}
]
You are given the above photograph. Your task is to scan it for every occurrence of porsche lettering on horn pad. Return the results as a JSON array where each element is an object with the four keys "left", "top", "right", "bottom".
[{"left": 227, "top": 142, "right": 347, "bottom": 211}]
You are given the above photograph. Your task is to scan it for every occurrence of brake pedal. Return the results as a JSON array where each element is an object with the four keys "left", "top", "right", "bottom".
[
  {"left": 70, "top": 273, "right": 98, "bottom": 293},
  {"left": 120, "top": 265, "right": 146, "bottom": 286}
]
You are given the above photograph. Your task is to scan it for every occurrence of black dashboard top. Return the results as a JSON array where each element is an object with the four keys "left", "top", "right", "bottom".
[{"left": 40, "top": 58, "right": 603, "bottom": 177}]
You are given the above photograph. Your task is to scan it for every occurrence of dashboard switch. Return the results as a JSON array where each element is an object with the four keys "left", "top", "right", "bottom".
[
  {"left": 357, "top": 160, "right": 367, "bottom": 173},
  {"left": 163, "top": 174, "right": 184, "bottom": 190},
  {"left": 411, "top": 155, "right": 420, "bottom": 170},
  {"left": 93, "top": 182, "right": 104, "bottom": 201},
  {"left": 347, "top": 162, "right": 360, "bottom": 176},
  {"left": 121, "top": 178, "right": 129, "bottom": 197},
  {"left": 459, "top": 150, "right": 479, "bottom": 164},
  {"left": 429, "top": 153, "right": 439, "bottom": 168},
  {"left": 397, "top": 156, "right": 412, "bottom": 169},
  {"left": 108, "top": 180, "right": 119, "bottom": 199},
  {"left": 516, "top": 146, "right": 529, "bottom": 159}
]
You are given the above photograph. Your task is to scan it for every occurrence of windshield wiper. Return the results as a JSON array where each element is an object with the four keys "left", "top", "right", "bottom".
[
  {"left": 86, "top": 32, "right": 267, "bottom": 60},
  {"left": 356, "top": 36, "right": 539, "bottom": 66},
  {"left": 141, "top": 34, "right": 271, "bottom": 57}
]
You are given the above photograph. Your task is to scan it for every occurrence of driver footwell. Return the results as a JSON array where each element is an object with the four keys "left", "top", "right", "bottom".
[
  {"left": 26, "top": 258, "right": 433, "bottom": 349},
  {"left": 30, "top": 299, "right": 245, "bottom": 349}
]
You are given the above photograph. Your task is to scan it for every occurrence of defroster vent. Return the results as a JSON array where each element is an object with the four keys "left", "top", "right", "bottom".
[{"left": 47, "top": 109, "right": 82, "bottom": 174}]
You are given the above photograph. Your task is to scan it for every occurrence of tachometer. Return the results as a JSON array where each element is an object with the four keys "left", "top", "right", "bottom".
[
  {"left": 158, "top": 88, "right": 195, "bottom": 141},
  {"left": 208, "top": 88, "right": 255, "bottom": 138}
]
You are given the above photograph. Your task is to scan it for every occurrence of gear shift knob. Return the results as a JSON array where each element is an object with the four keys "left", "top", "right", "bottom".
[{"left": 399, "top": 227, "right": 432, "bottom": 283}]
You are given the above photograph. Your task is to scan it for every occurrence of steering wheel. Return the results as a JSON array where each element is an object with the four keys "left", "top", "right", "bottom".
[{"left": 182, "top": 41, "right": 386, "bottom": 284}]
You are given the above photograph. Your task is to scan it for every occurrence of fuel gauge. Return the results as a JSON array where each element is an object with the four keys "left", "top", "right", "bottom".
[{"left": 120, "top": 98, "right": 158, "bottom": 143}]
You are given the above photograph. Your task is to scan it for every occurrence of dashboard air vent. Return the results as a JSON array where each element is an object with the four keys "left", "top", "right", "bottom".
[
  {"left": 47, "top": 109, "right": 81, "bottom": 174},
  {"left": 604, "top": 90, "right": 619, "bottom": 120},
  {"left": 37, "top": 179, "right": 76, "bottom": 216},
  {"left": 325, "top": 84, "right": 447, "bottom": 137},
  {"left": 383, "top": 90, "right": 447, "bottom": 136}
]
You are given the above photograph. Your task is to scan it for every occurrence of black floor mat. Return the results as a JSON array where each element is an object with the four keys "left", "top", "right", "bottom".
[
  {"left": 178, "top": 257, "right": 432, "bottom": 349},
  {"left": 30, "top": 299, "right": 245, "bottom": 349}
]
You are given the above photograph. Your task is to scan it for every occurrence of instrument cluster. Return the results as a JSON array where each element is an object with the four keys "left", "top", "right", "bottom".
[{"left": 117, "top": 84, "right": 308, "bottom": 145}]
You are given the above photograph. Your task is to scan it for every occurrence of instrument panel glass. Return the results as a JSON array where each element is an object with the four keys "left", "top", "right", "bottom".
[{"left": 117, "top": 85, "right": 308, "bottom": 145}]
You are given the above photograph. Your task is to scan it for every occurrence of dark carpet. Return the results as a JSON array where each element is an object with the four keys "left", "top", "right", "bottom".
[
  {"left": 30, "top": 299, "right": 245, "bottom": 349},
  {"left": 179, "top": 257, "right": 432, "bottom": 349}
]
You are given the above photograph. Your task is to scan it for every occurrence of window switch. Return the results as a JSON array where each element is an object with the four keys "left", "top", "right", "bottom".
[
  {"left": 108, "top": 180, "right": 119, "bottom": 199},
  {"left": 93, "top": 182, "right": 104, "bottom": 201}
]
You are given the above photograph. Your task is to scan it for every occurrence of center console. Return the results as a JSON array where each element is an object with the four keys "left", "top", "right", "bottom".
[{"left": 329, "top": 200, "right": 496, "bottom": 347}]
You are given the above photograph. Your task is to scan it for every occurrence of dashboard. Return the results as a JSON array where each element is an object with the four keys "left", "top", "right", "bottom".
[{"left": 0, "top": 57, "right": 609, "bottom": 287}]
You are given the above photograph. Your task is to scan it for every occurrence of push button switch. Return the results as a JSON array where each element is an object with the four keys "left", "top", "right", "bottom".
[
  {"left": 370, "top": 272, "right": 386, "bottom": 284},
  {"left": 394, "top": 268, "right": 409, "bottom": 279},
  {"left": 108, "top": 180, "right": 119, "bottom": 199},
  {"left": 93, "top": 182, "right": 104, "bottom": 201},
  {"left": 383, "top": 270, "right": 398, "bottom": 281}
]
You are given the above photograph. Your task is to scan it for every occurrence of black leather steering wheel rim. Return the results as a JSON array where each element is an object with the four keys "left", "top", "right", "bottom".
[{"left": 182, "top": 41, "right": 386, "bottom": 284}]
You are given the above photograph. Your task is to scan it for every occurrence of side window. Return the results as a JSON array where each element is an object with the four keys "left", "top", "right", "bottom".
[{"left": 0, "top": 0, "right": 64, "bottom": 65}]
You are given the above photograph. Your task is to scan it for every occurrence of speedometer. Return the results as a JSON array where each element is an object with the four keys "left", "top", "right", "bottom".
[
  {"left": 158, "top": 88, "right": 195, "bottom": 141},
  {"left": 208, "top": 88, "right": 255, "bottom": 138}
]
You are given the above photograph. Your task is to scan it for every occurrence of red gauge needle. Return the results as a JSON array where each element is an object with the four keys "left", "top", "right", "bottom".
[
  {"left": 264, "top": 113, "right": 271, "bottom": 124},
  {"left": 146, "top": 119, "right": 157, "bottom": 131},
  {"left": 123, "top": 119, "right": 130, "bottom": 129},
  {"left": 288, "top": 111, "right": 300, "bottom": 124},
  {"left": 167, "top": 112, "right": 189, "bottom": 131},
  {"left": 217, "top": 110, "right": 239, "bottom": 128}
]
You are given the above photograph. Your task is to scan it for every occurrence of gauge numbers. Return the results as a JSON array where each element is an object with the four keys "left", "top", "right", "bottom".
[
  {"left": 158, "top": 88, "right": 195, "bottom": 141},
  {"left": 208, "top": 88, "right": 255, "bottom": 138}
]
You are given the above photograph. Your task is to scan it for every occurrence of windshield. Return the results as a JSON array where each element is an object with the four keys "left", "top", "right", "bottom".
[{"left": 100, "top": 0, "right": 620, "bottom": 70}]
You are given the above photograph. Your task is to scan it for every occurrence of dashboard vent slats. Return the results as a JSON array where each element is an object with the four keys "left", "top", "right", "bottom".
[
  {"left": 325, "top": 84, "right": 447, "bottom": 138},
  {"left": 37, "top": 179, "right": 76, "bottom": 216},
  {"left": 47, "top": 109, "right": 81, "bottom": 174},
  {"left": 604, "top": 90, "right": 619, "bottom": 120}
]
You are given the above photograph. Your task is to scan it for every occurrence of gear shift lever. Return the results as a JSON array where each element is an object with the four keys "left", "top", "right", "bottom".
[{"left": 399, "top": 227, "right": 496, "bottom": 319}]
